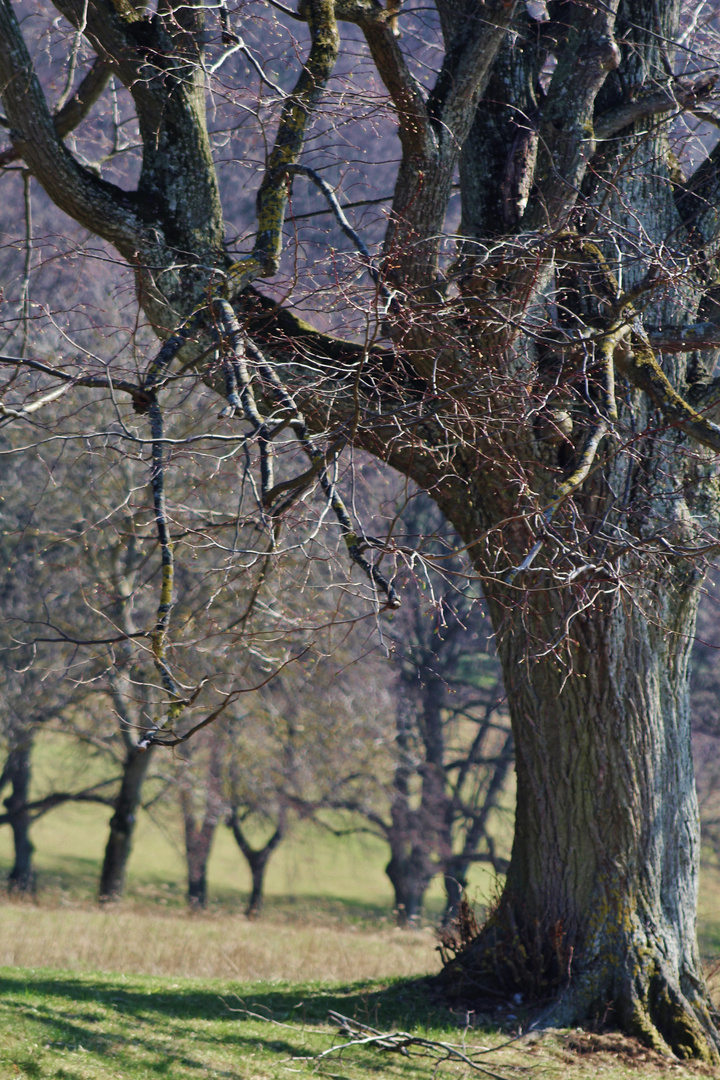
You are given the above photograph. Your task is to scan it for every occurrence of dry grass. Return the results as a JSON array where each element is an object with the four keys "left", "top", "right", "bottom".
[{"left": 0, "top": 898, "right": 443, "bottom": 981}]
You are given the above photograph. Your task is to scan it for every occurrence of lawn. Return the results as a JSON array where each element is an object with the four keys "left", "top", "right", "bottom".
[
  {"left": 1, "top": 735, "right": 720, "bottom": 1079},
  {"left": 0, "top": 967, "right": 714, "bottom": 1080},
  {"left": 0, "top": 728, "right": 508, "bottom": 922}
]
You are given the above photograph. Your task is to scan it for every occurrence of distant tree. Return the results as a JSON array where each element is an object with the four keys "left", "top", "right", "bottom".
[
  {"left": 223, "top": 639, "right": 391, "bottom": 916},
  {"left": 0, "top": 728, "right": 35, "bottom": 892},
  {"left": 226, "top": 802, "right": 286, "bottom": 919},
  {"left": 176, "top": 723, "right": 227, "bottom": 908},
  {"left": 0, "top": 435, "right": 119, "bottom": 890},
  {"left": 334, "top": 494, "right": 513, "bottom": 924}
]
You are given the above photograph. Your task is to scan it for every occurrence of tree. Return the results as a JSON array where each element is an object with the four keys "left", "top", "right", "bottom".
[
  {"left": 344, "top": 493, "right": 513, "bottom": 925},
  {"left": 0, "top": 412, "right": 168, "bottom": 902},
  {"left": 2, "top": 0, "right": 720, "bottom": 1058},
  {"left": 0, "top": 433, "right": 123, "bottom": 892},
  {"left": 176, "top": 722, "right": 227, "bottom": 908},
  {"left": 226, "top": 802, "right": 286, "bottom": 919},
  {"left": 224, "top": 639, "right": 391, "bottom": 916},
  {"left": 690, "top": 569, "right": 720, "bottom": 861}
]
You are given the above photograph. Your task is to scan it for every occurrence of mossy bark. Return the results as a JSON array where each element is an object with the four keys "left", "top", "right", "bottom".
[{"left": 440, "top": 564, "right": 720, "bottom": 1061}]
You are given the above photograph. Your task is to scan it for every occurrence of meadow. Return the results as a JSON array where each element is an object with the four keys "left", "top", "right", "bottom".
[{"left": 2, "top": 788, "right": 720, "bottom": 1079}]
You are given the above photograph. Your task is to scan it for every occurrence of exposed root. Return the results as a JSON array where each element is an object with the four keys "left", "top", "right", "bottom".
[{"left": 438, "top": 903, "right": 720, "bottom": 1064}]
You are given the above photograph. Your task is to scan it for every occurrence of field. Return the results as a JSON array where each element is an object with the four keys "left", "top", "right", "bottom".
[
  {"left": 1, "top": 757, "right": 720, "bottom": 1079},
  {"left": 4, "top": 966, "right": 719, "bottom": 1080}
]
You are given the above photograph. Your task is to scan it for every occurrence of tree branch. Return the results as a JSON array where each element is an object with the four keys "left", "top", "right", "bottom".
[
  {"left": 0, "top": 55, "right": 113, "bottom": 168},
  {"left": 0, "top": 780, "right": 120, "bottom": 825},
  {"left": 428, "top": 0, "right": 520, "bottom": 148},
  {"left": 227, "top": 807, "right": 284, "bottom": 860},
  {"left": 594, "top": 75, "right": 717, "bottom": 142},
  {"left": 614, "top": 330, "right": 720, "bottom": 453},
  {"left": 0, "top": 0, "right": 145, "bottom": 249},
  {"left": 675, "top": 136, "right": 720, "bottom": 256},
  {"left": 357, "top": 3, "right": 433, "bottom": 159},
  {"left": 360, "top": 0, "right": 519, "bottom": 290},
  {"left": 524, "top": 0, "right": 621, "bottom": 230},
  {"left": 225, "top": 0, "right": 340, "bottom": 291},
  {"left": 646, "top": 323, "right": 720, "bottom": 352}
]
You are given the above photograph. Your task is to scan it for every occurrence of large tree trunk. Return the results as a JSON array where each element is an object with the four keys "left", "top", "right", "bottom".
[
  {"left": 99, "top": 744, "right": 154, "bottom": 901},
  {"left": 3, "top": 740, "right": 35, "bottom": 893},
  {"left": 443, "top": 567, "right": 718, "bottom": 1059},
  {"left": 431, "top": 0, "right": 720, "bottom": 1055}
]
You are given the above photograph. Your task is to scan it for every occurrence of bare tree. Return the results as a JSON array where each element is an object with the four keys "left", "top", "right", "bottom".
[
  {"left": 0, "top": 731, "right": 35, "bottom": 892},
  {"left": 177, "top": 723, "right": 227, "bottom": 908},
  {"left": 358, "top": 495, "right": 513, "bottom": 924},
  {"left": 3, "top": 0, "right": 720, "bottom": 1056},
  {"left": 223, "top": 640, "right": 391, "bottom": 916},
  {"left": 226, "top": 803, "right": 286, "bottom": 919}
]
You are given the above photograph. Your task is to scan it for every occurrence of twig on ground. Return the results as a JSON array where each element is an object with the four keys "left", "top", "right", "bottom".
[{"left": 320, "top": 1010, "right": 526, "bottom": 1079}]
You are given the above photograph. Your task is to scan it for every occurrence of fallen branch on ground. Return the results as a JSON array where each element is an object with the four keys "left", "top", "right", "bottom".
[{"left": 320, "top": 1010, "right": 527, "bottom": 1079}]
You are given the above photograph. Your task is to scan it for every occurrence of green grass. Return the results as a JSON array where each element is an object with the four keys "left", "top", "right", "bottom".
[
  {"left": 0, "top": 729, "right": 507, "bottom": 923},
  {"left": 0, "top": 967, "right": 712, "bottom": 1080},
  {"left": 1, "top": 735, "right": 719, "bottom": 1078}
]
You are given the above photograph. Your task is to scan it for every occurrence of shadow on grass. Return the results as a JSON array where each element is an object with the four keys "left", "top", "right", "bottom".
[
  {"left": 0, "top": 855, "right": 102, "bottom": 901},
  {"left": 0, "top": 855, "right": 431, "bottom": 925},
  {"left": 0, "top": 968, "right": 449, "bottom": 1028},
  {"left": 0, "top": 969, "right": 457, "bottom": 1080}
]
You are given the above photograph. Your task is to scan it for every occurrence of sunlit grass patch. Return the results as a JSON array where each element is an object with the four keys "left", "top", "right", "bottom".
[
  {"left": 0, "top": 902, "right": 442, "bottom": 981},
  {"left": 0, "top": 730, "right": 509, "bottom": 923},
  {"left": 0, "top": 968, "right": 714, "bottom": 1080}
]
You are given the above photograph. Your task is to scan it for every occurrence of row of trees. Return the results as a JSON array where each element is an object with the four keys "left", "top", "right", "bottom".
[
  {"left": 0, "top": 411, "right": 511, "bottom": 918},
  {"left": 3, "top": 0, "right": 720, "bottom": 1058}
]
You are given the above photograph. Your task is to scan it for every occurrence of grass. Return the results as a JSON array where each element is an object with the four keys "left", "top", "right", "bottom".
[
  {"left": 1, "top": 967, "right": 715, "bottom": 1080},
  {"left": 0, "top": 901, "right": 442, "bottom": 981},
  {"left": 1, "top": 735, "right": 720, "bottom": 1079},
  {"left": 0, "top": 728, "right": 506, "bottom": 923}
]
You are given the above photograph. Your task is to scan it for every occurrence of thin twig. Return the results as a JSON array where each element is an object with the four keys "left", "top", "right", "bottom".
[
  {"left": 20, "top": 170, "right": 32, "bottom": 357},
  {"left": 246, "top": 333, "right": 400, "bottom": 607},
  {"left": 285, "top": 164, "right": 396, "bottom": 310},
  {"left": 321, "top": 1011, "right": 519, "bottom": 1080}
]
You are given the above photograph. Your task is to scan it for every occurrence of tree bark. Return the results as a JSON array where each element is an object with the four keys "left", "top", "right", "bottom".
[
  {"left": 385, "top": 845, "right": 436, "bottom": 925},
  {"left": 99, "top": 744, "right": 155, "bottom": 901},
  {"left": 246, "top": 856, "right": 268, "bottom": 919},
  {"left": 442, "top": 567, "right": 718, "bottom": 1059},
  {"left": 3, "top": 740, "right": 35, "bottom": 893},
  {"left": 180, "top": 731, "right": 225, "bottom": 910},
  {"left": 383, "top": 683, "right": 447, "bottom": 925},
  {"left": 183, "top": 807, "right": 222, "bottom": 909}
]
